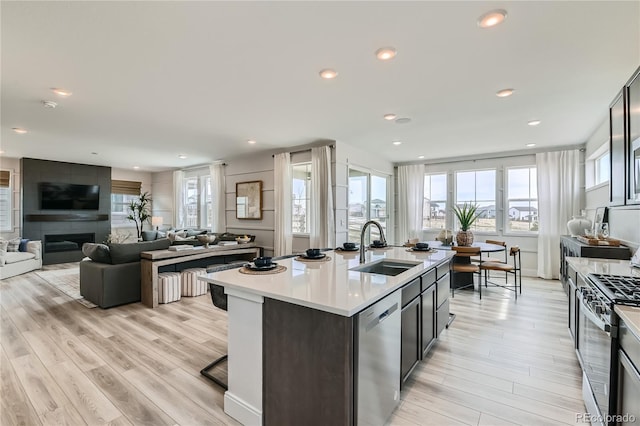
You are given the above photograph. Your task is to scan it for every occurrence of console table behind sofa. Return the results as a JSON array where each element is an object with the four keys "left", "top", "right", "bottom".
[{"left": 141, "top": 243, "right": 261, "bottom": 308}]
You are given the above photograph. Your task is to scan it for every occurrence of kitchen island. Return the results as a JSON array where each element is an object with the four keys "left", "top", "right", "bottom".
[{"left": 199, "top": 246, "right": 454, "bottom": 425}]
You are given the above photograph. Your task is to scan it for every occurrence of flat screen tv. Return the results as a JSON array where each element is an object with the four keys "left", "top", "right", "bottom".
[{"left": 39, "top": 182, "right": 100, "bottom": 210}]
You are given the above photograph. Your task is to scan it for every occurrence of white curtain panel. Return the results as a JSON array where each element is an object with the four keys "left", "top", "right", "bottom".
[
  {"left": 397, "top": 164, "right": 425, "bottom": 244},
  {"left": 274, "top": 153, "right": 293, "bottom": 256},
  {"left": 173, "top": 170, "right": 185, "bottom": 229},
  {"left": 310, "top": 146, "right": 336, "bottom": 249},
  {"left": 209, "top": 162, "right": 226, "bottom": 233},
  {"left": 536, "top": 149, "right": 582, "bottom": 279}
]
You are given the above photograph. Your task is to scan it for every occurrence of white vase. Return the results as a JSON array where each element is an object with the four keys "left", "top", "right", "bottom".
[{"left": 567, "top": 215, "right": 592, "bottom": 237}]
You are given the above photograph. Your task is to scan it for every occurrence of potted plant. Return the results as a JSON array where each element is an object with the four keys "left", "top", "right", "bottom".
[
  {"left": 127, "top": 192, "right": 152, "bottom": 240},
  {"left": 452, "top": 202, "right": 479, "bottom": 246}
]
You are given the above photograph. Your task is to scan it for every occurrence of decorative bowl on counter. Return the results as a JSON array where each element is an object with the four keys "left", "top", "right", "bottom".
[
  {"left": 196, "top": 234, "right": 218, "bottom": 248},
  {"left": 236, "top": 235, "right": 251, "bottom": 244}
]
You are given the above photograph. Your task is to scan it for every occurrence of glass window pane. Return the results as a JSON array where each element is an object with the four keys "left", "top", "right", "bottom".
[
  {"left": 455, "top": 170, "right": 496, "bottom": 232},
  {"left": 348, "top": 169, "right": 369, "bottom": 242},
  {"left": 370, "top": 175, "right": 387, "bottom": 239},
  {"left": 507, "top": 167, "right": 538, "bottom": 232},
  {"left": 292, "top": 163, "right": 311, "bottom": 234},
  {"left": 596, "top": 152, "right": 610, "bottom": 185},
  {"left": 423, "top": 173, "right": 447, "bottom": 229}
]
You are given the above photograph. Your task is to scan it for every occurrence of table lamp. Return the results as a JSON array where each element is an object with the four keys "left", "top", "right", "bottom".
[{"left": 151, "top": 216, "right": 163, "bottom": 231}]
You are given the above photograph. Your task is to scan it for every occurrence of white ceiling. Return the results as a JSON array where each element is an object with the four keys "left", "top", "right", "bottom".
[{"left": 2, "top": 1, "right": 639, "bottom": 172}]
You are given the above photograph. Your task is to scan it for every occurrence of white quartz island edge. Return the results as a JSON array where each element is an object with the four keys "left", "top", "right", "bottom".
[
  {"left": 199, "top": 246, "right": 454, "bottom": 317},
  {"left": 197, "top": 247, "right": 454, "bottom": 425}
]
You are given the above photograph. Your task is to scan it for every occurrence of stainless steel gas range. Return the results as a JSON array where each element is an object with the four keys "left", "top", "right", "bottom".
[{"left": 577, "top": 273, "right": 640, "bottom": 426}]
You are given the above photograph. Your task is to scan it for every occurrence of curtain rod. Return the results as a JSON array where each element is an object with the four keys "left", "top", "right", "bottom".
[
  {"left": 180, "top": 162, "right": 227, "bottom": 171},
  {"left": 272, "top": 144, "right": 335, "bottom": 158}
]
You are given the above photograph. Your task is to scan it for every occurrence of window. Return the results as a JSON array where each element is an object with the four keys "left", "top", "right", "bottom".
[
  {"left": 423, "top": 173, "right": 447, "bottom": 229},
  {"left": 348, "top": 169, "right": 389, "bottom": 243},
  {"left": 111, "top": 180, "right": 142, "bottom": 227},
  {"left": 506, "top": 167, "right": 538, "bottom": 232},
  {"left": 0, "top": 171, "right": 11, "bottom": 231},
  {"left": 455, "top": 169, "right": 496, "bottom": 232},
  {"left": 182, "top": 175, "right": 212, "bottom": 229},
  {"left": 292, "top": 163, "right": 311, "bottom": 234},
  {"left": 595, "top": 151, "right": 610, "bottom": 185}
]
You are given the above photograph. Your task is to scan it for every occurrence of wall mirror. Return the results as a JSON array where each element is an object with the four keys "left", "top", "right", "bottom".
[{"left": 236, "top": 180, "right": 263, "bottom": 220}]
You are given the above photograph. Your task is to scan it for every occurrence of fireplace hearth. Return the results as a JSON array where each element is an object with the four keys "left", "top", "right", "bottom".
[{"left": 44, "top": 233, "right": 95, "bottom": 254}]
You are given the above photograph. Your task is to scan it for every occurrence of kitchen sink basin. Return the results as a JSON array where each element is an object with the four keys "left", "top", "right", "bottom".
[{"left": 350, "top": 260, "right": 421, "bottom": 276}]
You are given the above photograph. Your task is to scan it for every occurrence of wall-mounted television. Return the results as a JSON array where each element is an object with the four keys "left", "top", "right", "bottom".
[{"left": 39, "top": 182, "right": 100, "bottom": 210}]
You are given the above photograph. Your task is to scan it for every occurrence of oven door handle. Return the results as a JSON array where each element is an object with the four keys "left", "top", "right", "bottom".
[{"left": 578, "top": 293, "right": 610, "bottom": 334}]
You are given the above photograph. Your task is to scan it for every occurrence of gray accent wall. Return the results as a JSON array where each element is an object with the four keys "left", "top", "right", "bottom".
[{"left": 21, "top": 158, "right": 111, "bottom": 264}]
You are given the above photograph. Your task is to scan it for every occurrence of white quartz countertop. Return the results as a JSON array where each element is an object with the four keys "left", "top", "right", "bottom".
[
  {"left": 566, "top": 257, "right": 640, "bottom": 278},
  {"left": 199, "top": 247, "right": 454, "bottom": 317}
]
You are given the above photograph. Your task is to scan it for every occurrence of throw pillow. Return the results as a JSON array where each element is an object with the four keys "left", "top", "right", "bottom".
[
  {"left": 19, "top": 238, "right": 30, "bottom": 252},
  {"left": 141, "top": 230, "right": 158, "bottom": 241},
  {"left": 0, "top": 240, "right": 7, "bottom": 266},
  {"left": 82, "top": 243, "right": 112, "bottom": 264},
  {"left": 186, "top": 229, "right": 207, "bottom": 237},
  {"left": 157, "top": 230, "right": 167, "bottom": 238},
  {"left": 6, "top": 237, "right": 20, "bottom": 252}
]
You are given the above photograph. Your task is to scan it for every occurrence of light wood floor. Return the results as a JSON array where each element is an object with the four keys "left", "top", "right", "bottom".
[{"left": 1, "top": 264, "right": 584, "bottom": 425}]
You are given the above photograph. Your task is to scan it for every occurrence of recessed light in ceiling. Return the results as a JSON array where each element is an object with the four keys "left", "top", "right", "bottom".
[
  {"left": 42, "top": 100, "right": 58, "bottom": 108},
  {"left": 319, "top": 69, "right": 338, "bottom": 79},
  {"left": 247, "top": 139, "right": 257, "bottom": 144},
  {"left": 91, "top": 152, "right": 98, "bottom": 155},
  {"left": 526, "top": 143, "right": 536, "bottom": 147},
  {"left": 375, "top": 47, "right": 397, "bottom": 61},
  {"left": 392, "top": 141, "right": 402, "bottom": 146},
  {"left": 383, "top": 113, "right": 397, "bottom": 121},
  {"left": 395, "top": 117, "right": 411, "bottom": 124},
  {"left": 528, "top": 120, "right": 541, "bottom": 126},
  {"left": 418, "top": 155, "right": 425, "bottom": 159},
  {"left": 496, "top": 88, "right": 514, "bottom": 98},
  {"left": 51, "top": 88, "right": 72, "bottom": 97},
  {"left": 12, "top": 127, "right": 28, "bottom": 134},
  {"left": 133, "top": 166, "right": 140, "bottom": 170},
  {"left": 0, "top": 151, "right": 4, "bottom": 155},
  {"left": 178, "top": 154, "right": 187, "bottom": 159},
  {"left": 478, "top": 9, "right": 507, "bottom": 28}
]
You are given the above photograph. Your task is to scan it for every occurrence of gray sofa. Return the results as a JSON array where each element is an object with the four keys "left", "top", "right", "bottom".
[{"left": 80, "top": 239, "right": 170, "bottom": 308}]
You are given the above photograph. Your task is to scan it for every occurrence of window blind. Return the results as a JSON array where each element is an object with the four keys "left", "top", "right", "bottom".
[
  {"left": 111, "top": 180, "right": 141, "bottom": 195},
  {"left": 0, "top": 170, "right": 10, "bottom": 188}
]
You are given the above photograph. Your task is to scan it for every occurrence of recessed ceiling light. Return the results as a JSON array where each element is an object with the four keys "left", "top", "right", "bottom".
[
  {"left": 496, "top": 88, "right": 514, "bottom": 98},
  {"left": 375, "top": 47, "right": 397, "bottom": 61},
  {"left": 133, "top": 166, "right": 140, "bottom": 170},
  {"left": 12, "top": 127, "right": 28, "bottom": 134},
  {"left": 526, "top": 143, "right": 536, "bottom": 148},
  {"left": 418, "top": 155, "right": 425, "bottom": 159},
  {"left": 478, "top": 9, "right": 507, "bottom": 28},
  {"left": 528, "top": 120, "right": 541, "bottom": 126},
  {"left": 247, "top": 139, "right": 257, "bottom": 144},
  {"left": 392, "top": 141, "right": 402, "bottom": 146},
  {"left": 42, "top": 100, "right": 58, "bottom": 108},
  {"left": 91, "top": 152, "right": 98, "bottom": 155},
  {"left": 383, "top": 113, "right": 397, "bottom": 121},
  {"left": 51, "top": 88, "right": 72, "bottom": 97},
  {"left": 319, "top": 69, "right": 338, "bottom": 79},
  {"left": 178, "top": 154, "right": 187, "bottom": 159},
  {"left": 395, "top": 117, "right": 412, "bottom": 124},
  {"left": 0, "top": 151, "right": 4, "bottom": 155}
]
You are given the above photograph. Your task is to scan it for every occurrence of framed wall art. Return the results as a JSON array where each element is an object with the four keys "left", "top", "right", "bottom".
[{"left": 236, "top": 180, "right": 263, "bottom": 220}]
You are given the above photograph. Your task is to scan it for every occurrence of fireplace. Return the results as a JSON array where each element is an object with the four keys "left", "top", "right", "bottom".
[{"left": 44, "top": 233, "right": 95, "bottom": 254}]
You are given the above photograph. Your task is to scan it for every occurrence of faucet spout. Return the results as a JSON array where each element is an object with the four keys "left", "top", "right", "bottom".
[{"left": 359, "top": 220, "right": 387, "bottom": 263}]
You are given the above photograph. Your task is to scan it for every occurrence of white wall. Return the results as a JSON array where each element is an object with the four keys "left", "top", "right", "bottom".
[
  {"left": 0, "top": 157, "right": 22, "bottom": 239},
  {"left": 584, "top": 118, "right": 640, "bottom": 252},
  {"left": 151, "top": 170, "right": 174, "bottom": 229}
]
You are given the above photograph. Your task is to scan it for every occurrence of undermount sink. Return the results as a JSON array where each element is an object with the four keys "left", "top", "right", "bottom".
[{"left": 350, "top": 259, "right": 421, "bottom": 276}]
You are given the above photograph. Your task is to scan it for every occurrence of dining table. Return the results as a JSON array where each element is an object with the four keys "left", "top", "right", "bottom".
[{"left": 426, "top": 240, "right": 507, "bottom": 289}]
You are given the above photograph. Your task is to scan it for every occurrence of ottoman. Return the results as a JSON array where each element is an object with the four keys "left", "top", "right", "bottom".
[
  {"left": 158, "top": 272, "right": 181, "bottom": 304},
  {"left": 181, "top": 268, "right": 208, "bottom": 296}
]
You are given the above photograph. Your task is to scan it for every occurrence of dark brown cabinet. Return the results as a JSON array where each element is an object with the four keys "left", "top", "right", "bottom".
[
  {"left": 626, "top": 67, "right": 640, "bottom": 204},
  {"left": 560, "top": 236, "right": 630, "bottom": 289},
  {"left": 610, "top": 89, "right": 627, "bottom": 206},
  {"left": 616, "top": 318, "right": 640, "bottom": 424},
  {"left": 400, "top": 296, "right": 421, "bottom": 386},
  {"left": 421, "top": 283, "right": 435, "bottom": 356}
]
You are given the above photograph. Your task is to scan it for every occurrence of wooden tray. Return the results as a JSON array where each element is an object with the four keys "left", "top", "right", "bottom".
[{"left": 576, "top": 236, "right": 622, "bottom": 246}]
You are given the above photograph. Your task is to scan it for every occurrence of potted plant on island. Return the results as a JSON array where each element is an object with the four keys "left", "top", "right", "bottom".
[
  {"left": 452, "top": 202, "right": 479, "bottom": 246},
  {"left": 127, "top": 192, "right": 152, "bottom": 240}
]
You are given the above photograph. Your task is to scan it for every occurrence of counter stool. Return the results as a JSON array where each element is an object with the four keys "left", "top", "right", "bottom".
[
  {"left": 180, "top": 268, "right": 208, "bottom": 297},
  {"left": 158, "top": 272, "right": 182, "bottom": 304}
]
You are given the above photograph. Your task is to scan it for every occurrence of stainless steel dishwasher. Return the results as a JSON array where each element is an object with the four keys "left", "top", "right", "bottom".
[{"left": 357, "top": 290, "right": 401, "bottom": 425}]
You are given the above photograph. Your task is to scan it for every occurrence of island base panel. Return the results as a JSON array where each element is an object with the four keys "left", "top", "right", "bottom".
[{"left": 263, "top": 298, "right": 355, "bottom": 425}]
